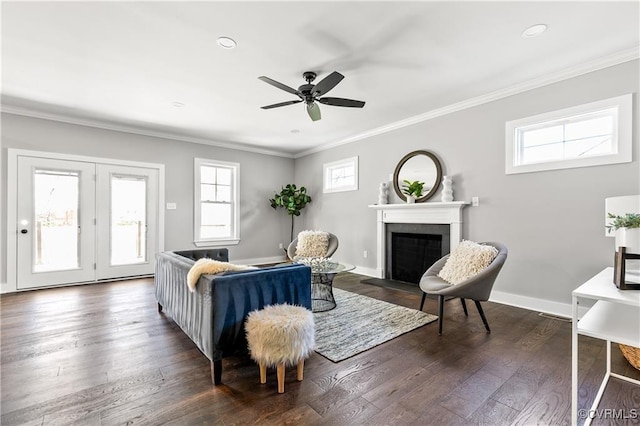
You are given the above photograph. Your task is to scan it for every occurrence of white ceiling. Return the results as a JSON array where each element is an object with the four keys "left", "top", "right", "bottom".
[{"left": 2, "top": 1, "right": 639, "bottom": 157}]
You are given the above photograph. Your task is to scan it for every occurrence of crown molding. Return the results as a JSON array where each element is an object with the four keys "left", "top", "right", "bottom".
[
  {"left": 2, "top": 47, "right": 637, "bottom": 160},
  {"left": 0, "top": 105, "right": 295, "bottom": 159},
  {"left": 294, "top": 47, "right": 640, "bottom": 158}
]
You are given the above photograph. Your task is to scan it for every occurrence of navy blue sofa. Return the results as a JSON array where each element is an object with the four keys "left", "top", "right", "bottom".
[{"left": 155, "top": 249, "right": 311, "bottom": 384}]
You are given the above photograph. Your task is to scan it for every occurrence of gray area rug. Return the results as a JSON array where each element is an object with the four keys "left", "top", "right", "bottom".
[{"left": 314, "top": 288, "right": 438, "bottom": 362}]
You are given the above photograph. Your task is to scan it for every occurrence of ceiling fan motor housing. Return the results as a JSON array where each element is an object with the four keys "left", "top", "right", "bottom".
[{"left": 298, "top": 83, "right": 315, "bottom": 101}]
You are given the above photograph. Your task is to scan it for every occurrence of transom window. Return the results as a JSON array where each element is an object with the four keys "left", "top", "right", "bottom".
[
  {"left": 194, "top": 158, "right": 240, "bottom": 246},
  {"left": 323, "top": 156, "right": 358, "bottom": 193},
  {"left": 505, "top": 94, "right": 632, "bottom": 174}
]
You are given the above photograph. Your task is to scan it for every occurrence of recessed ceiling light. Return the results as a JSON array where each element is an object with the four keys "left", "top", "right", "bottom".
[
  {"left": 522, "top": 24, "right": 548, "bottom": 38},
  {"left": 172, "top": 101, "right": 185, "bottom": 108},
  {"left": 217, "top": 36, "right": 237, "bottom": 49}
]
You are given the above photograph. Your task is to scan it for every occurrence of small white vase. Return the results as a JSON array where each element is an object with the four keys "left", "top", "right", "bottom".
[
  {"left": 615, "top": 228, "right": 640, "bottom": 254},
  {"left": 377, "top": 182, "right": 388, "bottom": 205},
  {"left": 406, "top": 195, "right": 416, "bottom": 204},
  {"left": 441, "top": 176, "right": 453, "bottom": 202}
]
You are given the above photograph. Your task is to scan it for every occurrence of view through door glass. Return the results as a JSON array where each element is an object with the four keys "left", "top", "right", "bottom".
[
  {"left": 33, "top": 170, "right": 81, "bottom": 272},
  {"left": 111, "top": 175, "right": 147, "bottom": 266}
]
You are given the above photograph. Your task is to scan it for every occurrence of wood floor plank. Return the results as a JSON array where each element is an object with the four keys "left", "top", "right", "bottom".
[
  {"left": 438, "top": 369, "right": 505, "bottom": 419},
  {"left": 468, "top": 398, "right": 520, "bottom": 426}
]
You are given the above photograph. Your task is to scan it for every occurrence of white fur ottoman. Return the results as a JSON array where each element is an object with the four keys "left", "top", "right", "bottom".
[{"left": 245, "top": 304, "right": 315, "bottom": 393}]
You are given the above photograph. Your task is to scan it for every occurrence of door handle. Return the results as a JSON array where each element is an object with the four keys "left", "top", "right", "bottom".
[{"left": 20, "top": 229, "right": 28, "bottom": 234}]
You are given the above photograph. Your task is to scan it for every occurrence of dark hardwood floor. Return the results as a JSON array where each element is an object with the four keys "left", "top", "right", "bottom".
[{"left": 1, "top": 273, "right": 639, "bottom": 425}]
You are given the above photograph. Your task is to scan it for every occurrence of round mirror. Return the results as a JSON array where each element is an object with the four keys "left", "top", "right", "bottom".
[{"left": 392, "top": 150, "right": 443, "bottom": 202}]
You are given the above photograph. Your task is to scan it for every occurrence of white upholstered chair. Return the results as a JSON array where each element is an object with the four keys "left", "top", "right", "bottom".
[{"left": 287, "top": 232, "right": 339, "bottom": 260}]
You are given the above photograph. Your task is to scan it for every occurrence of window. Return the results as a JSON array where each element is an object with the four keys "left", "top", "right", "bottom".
[
  {"left": 505, "top": 94, "right": 632, "bottom": 174},
  {"left": 323, "top": 156, "right": 358, "bottom": 193},
  {"left": 194, "top": 158, "right": 240, "bottom": 246}
]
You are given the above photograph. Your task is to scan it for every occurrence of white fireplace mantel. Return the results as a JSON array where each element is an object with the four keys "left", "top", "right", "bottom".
[{"left": 368, "top": 202, "right": 469, "bottom": 279}]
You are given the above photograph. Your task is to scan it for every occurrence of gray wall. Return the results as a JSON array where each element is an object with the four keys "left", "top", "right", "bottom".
[
  {"left": 294, "top": 60, "right": 640, "bottom": 307},
  {"left": 2, "top": 60, "right": 637, "bottom": 308},
  {"left": 1, "top": 114, "right": 295, "bottom": 283}
]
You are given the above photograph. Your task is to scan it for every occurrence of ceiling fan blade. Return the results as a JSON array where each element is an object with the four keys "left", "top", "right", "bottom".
[
  {"left": 258, "top": 76, "right": 299, "bottom": 95},
  {"left": 318, "top": 97, "right": 365, "bottom": 108},
  {"left": 261, "top": 100, "right": 303, "bottom": 110},
  {"left": 307, "top": 102, "right": 321, "bottom": 121},
  {"left": 312, "top": 71, "right": 344, "bottom": 96}
]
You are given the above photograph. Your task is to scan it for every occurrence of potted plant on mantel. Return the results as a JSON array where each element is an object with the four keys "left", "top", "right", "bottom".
[
  {"left": 269, "top": 184, "right": 312, "bottom": 243},
  {"left": 607, "top": 212, "right": 640, "bottom": 254},
  {"left": 402, "top": 180, "right": 425, "bottom": 203}
]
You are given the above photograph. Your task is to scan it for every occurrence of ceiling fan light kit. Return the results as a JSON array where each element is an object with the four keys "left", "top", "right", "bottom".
[{"left": 259, "top": 71, "right": 365, "bottom": 121}]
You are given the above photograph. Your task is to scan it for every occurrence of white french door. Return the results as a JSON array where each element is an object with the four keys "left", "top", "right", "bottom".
[
  {"left": 17, "top": 157, "right": 97, "bottom": 288},
  {"left": 15, "top": 154, "right": 161, "bottom": 290},
  {"left": 96, "top": 164, "right": 158, "bottom": 280}
]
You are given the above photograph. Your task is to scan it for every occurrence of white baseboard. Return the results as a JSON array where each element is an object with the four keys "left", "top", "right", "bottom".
[
  {"left": 1, "top": 261, "right": 587, "bottom": 320},
  {"left": 490, "top": 290, "right": 588, "bottom": 319},
  {"left": 352, "top": 265, "right": 379, "bottom": 278}
]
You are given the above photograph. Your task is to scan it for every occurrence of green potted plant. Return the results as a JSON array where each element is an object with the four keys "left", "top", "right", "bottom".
[
  {"left": 607, "top": 212, "right": 640, "bottom": 254},
  {"left": 269, "top": 184, "right": 312, "bottom": 243},
  {"left": 401, "top": 179, "right": 425, "bottom": 203}
]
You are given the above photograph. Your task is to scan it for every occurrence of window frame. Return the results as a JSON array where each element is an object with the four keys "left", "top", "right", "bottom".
[
  {"left": 323, "top": 156, "right": 359, "bottom": 193},
  {"left": 505, "top": 94, "right": 632, "bottom": 175},
  {"left": 193, "top": 158, "right": 240, "bottom": 247}
]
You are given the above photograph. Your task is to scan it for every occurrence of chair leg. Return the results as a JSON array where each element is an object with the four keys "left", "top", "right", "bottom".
[
  {"left": 277, "top": 363, "right": 285, "bottom": 393},
  {"left": 437, "top": 295, "right": 445, "bottom": 335},
  {"left": 297, "top": 359, "right": 304, "bottom": 381},
  {"left": 259, "top": 363, "right": 267, "bottom": 384},
  {"left": 420, "top": 292, "right": 427, "bottom": 311},
  {"left": 474, "top": 300, "right": 491, "bottom": 333},
  {"left": 460, "top": 298, "right": 468, "bottom": 316}
]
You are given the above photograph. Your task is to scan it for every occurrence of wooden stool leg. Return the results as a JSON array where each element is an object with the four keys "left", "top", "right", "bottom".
[
  {"left": 277, "top": 363, "right": 285, "bottom": 393},
  {"left": 259, "top": 363, "right": 267, "bottom": 384},
  {"left": 297, "top": 359, "right": 304, "bottom": 381}
]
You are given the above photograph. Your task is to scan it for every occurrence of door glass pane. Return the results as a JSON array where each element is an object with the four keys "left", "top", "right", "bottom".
[
  {"left": 111, "top": 175, "right": 147, "bottom": 266},
  {"left": 33, "top": 170, "right": 80, "bottom": 272}
]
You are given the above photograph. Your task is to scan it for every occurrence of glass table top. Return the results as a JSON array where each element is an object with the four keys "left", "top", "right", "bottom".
[{"left": 294, "top": 258, "right": 355, "bottom": 274}]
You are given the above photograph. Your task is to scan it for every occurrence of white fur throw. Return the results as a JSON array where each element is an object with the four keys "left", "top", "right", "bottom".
[
  {"left": 437, "top": 241, "right": 498, "bottom": 285},
  {"left": 295, "top": 230, "right": 329, "bottom": 258},
  {"left": 245, "top": 304, "right": 315, "bottom": 367},
  {"left": 187, "top": 258, "right": 257, "bottom": 292}
]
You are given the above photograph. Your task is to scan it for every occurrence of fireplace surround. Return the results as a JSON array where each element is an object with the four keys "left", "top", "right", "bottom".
[{"left": 369, "top": 202, "right": 469, "bottom": 280}]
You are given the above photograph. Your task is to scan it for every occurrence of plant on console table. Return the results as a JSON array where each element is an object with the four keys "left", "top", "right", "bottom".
[
  {"left": 269, "top": 184, "right": 312, "bottom": 243},
  {"left": 607, "top": 212, "right": 640, "bottom": 254},
  {"left": 402, "top": 180, "right": 424, "bottom": 203}
]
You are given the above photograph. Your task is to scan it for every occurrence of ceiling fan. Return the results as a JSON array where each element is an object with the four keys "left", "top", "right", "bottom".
[{"left": 258, "top": 71, "right": 365, "bottom": 121}]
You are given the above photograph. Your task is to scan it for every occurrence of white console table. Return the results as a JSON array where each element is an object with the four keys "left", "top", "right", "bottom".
[{"left": 571, "top": 267, "right": 640, "bottom": 426}]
